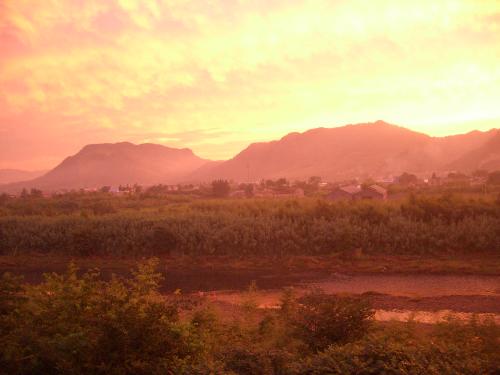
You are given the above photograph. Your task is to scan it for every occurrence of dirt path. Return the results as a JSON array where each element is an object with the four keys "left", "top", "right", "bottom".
[
  {"left": 310, "top": 273, "right": 500, "bottom": 297},
  {"left": 208, "top": 291, "right": 500, "bottom": 324},
  {"left": 204, "top": 274, "right": 500, "bottom": 324},
  {"left": 3, "top": 257, "right": 499, "bottom": 320}
]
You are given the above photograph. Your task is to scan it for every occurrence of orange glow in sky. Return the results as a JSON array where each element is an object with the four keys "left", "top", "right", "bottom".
[{"left": 1, "top": 0, "right": 500, "bottom": 169}]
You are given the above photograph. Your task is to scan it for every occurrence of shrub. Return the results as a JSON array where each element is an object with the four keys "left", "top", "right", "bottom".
[
  {"left": 296, "top": 322, "right": 500, "bottom": 375},
  {"left": 282, "top": 290, "right": 374, "bottom": 352},
  {"left": 0, "top": 259, "right": 202, "bottom": 375}
]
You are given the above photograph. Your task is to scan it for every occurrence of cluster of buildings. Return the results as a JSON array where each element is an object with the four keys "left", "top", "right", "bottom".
[
  {"left": 7, "top": 169, "right": 495, "bottom": 200},
  {"left": 326, "top": 184, "right": 388, "bottom": 201},
  {"left": 230, "top": 186, "right": 305, "bottom": 198},
  {"left": 226, "top": 183, "right": 388, "bottom": 201}
]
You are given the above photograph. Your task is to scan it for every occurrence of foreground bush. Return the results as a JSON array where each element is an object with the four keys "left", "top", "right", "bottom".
[
  {"left": 0, "top": 260, "right": 201, "bottom": 375},
  {"left": 1, "top": 262, "right": 499, "bottom": 374},
  {"left": 296, "top": 322, "right": 500, "bottom": 375},
  {"left": 283, "top": 290, "right": 374, "bottom": 352}
]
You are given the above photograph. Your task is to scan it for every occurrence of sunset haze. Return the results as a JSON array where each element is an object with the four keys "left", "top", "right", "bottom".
[{"left": 1, "top": 0, "right": 499, "bottom": 170}]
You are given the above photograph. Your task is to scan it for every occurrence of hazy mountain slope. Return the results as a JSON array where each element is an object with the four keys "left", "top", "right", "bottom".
[
  {"left": 2, "top": 122, "right": 498, "bottom": 192},
  {"left": 0, "top": 169, "right": 46, "bottom": 185},
  {"left": 192, "top": 121, "right": 499, "bottom": 181},
  {"left": 447, "top": 130, "right": 500, "bottom": 171},
  {"left": 1, "top": 142, "right": 210, "bottom": 192},
  {"left": 429, "top": 129, "right": 499, "bottom": 164},
  {"left": 184, "top": 160, "right": 225, "bottom": 183},
  {"left": 193, "top": 121, "right": 498, "bottom": 181}
]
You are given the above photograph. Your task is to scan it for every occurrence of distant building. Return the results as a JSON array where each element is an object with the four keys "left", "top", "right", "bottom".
[
  {"left": 428, "top": 173, "right": 442, "bottom": 186},
  {"left": 354, "top": 184, "right": 387, "bottom": 200},
  {"left": 276, "top": 187, "right": 305, "bottom": 198},
  {"left": 471, "top": 177, "right": 487, "bottom": 187},
  {"left": 327, "top": 184, "right": 387, "bottom": 201},
  {"left": 253, "top": 187, "right": 305, "bottom": 198},
  {"left": 376, "top": 176, "right": 395, "bottom": 184},
  {"left": 254, "top": 188, "right": 275, "bottom": 198},
  {"left": 326, "top": 185, "right": 361, "bottom": 201},
  {"left": 230, "top": 190, "right": 246, "bottom": 198}
]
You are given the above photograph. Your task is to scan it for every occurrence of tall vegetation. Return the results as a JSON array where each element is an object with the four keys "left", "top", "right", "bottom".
[
  {"left": 0, "top": 194, "right": 499, "bottom": 256},
  {"left": 0, "top": 260, "right": 201, "bottom": 374},
  {"left": 211, "top": 179, "right": 231, "bottom": 198}
]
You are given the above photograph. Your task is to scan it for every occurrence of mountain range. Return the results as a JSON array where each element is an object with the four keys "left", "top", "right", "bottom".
[
  {"left": 0, "top": 142, "right": 209, "bottom": 192},
  {"left": 1, "top": 121, "right": 499, "bottom": 192},
  {"left": 193, "top": 121, "right": 499, "bottom": 182}
]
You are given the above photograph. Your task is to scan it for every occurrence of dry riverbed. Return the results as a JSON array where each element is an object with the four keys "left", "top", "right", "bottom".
[
  {"left": 2, "top": 255, "right": 499, "bottom": 323},
  {"left": 203, "top": 273, "right": 500, "bottom": 324}
]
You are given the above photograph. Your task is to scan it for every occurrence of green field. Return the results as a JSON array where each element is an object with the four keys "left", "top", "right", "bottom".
[{"left": 1, "top": 193, "right": 499, "bottom": 258}]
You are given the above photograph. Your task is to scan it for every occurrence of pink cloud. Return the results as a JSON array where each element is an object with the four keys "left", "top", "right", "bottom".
[{"left": 0, "top": 0, "right": 499, "bottom": 169}]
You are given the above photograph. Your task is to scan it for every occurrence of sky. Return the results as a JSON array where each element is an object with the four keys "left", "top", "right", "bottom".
[{"left": 1, "top": 0, "right": 500, "bottom": 170}]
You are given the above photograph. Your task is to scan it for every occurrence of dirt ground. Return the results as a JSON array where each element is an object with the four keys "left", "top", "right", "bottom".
[
  {"left": 0, "top": 258, "right": 327, "bottom": 292},
  {"left": 200, "top": 273, "right": 500, "bottom": 318},
  {"left": 1, "top": 255, "right": 499, "bottom": 318},
  {"left": 367, "top": 294, "right": 500, "bottom": 313}
]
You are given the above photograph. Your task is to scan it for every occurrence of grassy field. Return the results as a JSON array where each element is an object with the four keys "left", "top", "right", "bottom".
[{"left": 1, "top": 193, "right": 499, "bottom": 258}]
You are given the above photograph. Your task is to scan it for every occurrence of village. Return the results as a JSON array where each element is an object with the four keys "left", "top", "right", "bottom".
[{"left": 6, "top": 169, "right": 499, "bottom": 201}]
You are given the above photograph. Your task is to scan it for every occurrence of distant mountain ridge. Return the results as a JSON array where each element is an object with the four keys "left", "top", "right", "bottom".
[
  {"left": 447, "top": 130, "right": 500, "bottom": 171},
  {"left": 1, "top": 142, "right": 211, "bottom": 192},
  {"left": 190, "top": 121, "right": 499, "bottom": 182},
  {"left": 1, "top": 121, "right": 498, "bottom": 192}
]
